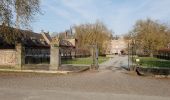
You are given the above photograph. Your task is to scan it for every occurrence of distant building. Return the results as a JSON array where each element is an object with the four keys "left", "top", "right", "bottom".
[
  {"left": 56, "top": 29, "right": 77, "bottom": 48},
  {"left": 54, "top": 28, "right": 90, "bottom": 59},
  {"left": 106, "top": 37, "right": 127, "bottom": 55}
]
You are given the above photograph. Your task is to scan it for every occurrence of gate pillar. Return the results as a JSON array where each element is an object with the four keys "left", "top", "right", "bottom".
[
  {"left": 50, "top": 45, "right": 60, "bottom": 70},
  {"left": 90, "top": 45, "right": 99, "bottom": 70},
  {"left": 15, "top": 43, "right": 25, "bottom": 70}
]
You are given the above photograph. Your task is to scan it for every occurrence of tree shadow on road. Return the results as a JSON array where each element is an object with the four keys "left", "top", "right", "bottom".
[{"left": 105, "top": 66, "right": 130, "bottom": 72}]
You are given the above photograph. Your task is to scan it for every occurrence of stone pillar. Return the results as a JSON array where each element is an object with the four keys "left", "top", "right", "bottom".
[
  {"left": 50, "top": 45, "right": 60, "bottom": 70},
  {"left": 90, "top": 45, "right": 99, "bottom": 70},
  {"left": 71, "top": 49, "right": 76, "bottom": 59},
  {"left": 15, "top": 43, "right": 25, "bottom": 70}
]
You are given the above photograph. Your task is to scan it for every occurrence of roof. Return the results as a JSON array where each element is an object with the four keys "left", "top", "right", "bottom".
[
  {"left": 0, "top": 25, "right": 77, "bottom": 49},
  {"left": 0, "top": 25, "right": 50, "bottom": 48},
  {"left": 60, "top": 40, "right": 74, "bottom": 47},
  {"left": 51, "top": 36, "right": 76, "bottom": 48},
  {"left": 158, "top": 48, "right": 170, "bottom": 53}
]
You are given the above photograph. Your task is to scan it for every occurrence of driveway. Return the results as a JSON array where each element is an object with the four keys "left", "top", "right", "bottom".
[
  {"left": 99, "top": 55, "right": 130, "bottom": 70},
  {"left": 0, "top": 55, "right": 170, "bottom": 100}
]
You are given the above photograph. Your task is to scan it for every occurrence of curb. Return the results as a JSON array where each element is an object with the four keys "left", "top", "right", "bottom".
[
  {"left": 0, "top": 69, "right": 71, "bottom": 74},
  {"left": 154, "top": 75, "right": 170, "bottom": 78},
  {"left": 68, "top": 67, "right": 90, "bottom": 74},
  {"left": 0, "top": 67, "right": 90, "bottom": 74},
  {"left": 136, "top": 67, "right": 170, "bottom": 78}
]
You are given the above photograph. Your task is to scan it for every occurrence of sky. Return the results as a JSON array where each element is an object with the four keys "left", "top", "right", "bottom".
[{"left": 32, "top": 0, "right": 170, "bottom": 35}]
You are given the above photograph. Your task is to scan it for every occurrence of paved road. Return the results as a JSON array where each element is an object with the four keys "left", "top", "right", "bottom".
[
  {"left": 0, "top": 56, "right": 170, "bottom": 100},
  {"left": 99, "top": 55, "right": 130, "bottom": 70}
]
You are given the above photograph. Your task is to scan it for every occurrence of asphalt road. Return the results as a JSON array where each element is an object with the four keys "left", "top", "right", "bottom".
[{"left": 0, "top": 56, "right": 170, "bottom": 100}]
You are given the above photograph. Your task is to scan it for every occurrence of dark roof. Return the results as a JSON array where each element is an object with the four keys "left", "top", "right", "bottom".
[
  {"left": 59, "top": 40, "right": 74, "bottom": 47},
  {"left": 0, "top": 25, "right": 50, "bottom": 48},
  {"left": 44, "top": 33, "right": 52, "bottom": 42},
  {"left": 158, "top": 48, "right": 170, "bottom": 53},
  {"left": 0, "top": 37, "right": 15, "bottom": 49}
]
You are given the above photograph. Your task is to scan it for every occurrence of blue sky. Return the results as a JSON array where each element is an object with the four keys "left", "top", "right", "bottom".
[{"left": 32, "top": 0, "right": 170, "bottom": 35}]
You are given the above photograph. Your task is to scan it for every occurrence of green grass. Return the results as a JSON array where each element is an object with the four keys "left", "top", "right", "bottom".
[
  {"left": 136, "top": 57, "right": 170, "bottom": 68},
  {"left": 61, "top": 57, "right": 109, "bottom": 65}
]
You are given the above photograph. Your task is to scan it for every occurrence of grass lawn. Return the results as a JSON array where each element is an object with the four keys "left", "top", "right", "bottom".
[
  {"left": 61, "top": 56, "right": 109, "bottom": 65},
  {"left": 136, "top": 57, "right": 170, "bottom": 68}
]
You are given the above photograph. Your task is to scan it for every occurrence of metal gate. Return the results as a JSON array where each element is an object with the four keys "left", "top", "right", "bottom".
[
  {"left": 128, "top": 40, "right": 170, "bottom": 71},
  {"left": 60, "top": 45, "right": 99, "bottom": 70}
]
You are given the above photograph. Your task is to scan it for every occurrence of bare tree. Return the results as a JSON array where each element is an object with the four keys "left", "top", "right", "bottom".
[
  {"left": 14, "top": 0, "right": 41, "bottom": 28},
  {"left": 74, "top": 21, "right": 112, "bottom": 54},
  {"left": 0, "top": 0, "right": 13, "bottom": 26},
  {"left": 0, "top": 0, "right": 41, "bottom": 28},
  {"left": 128, "top": 19, "right": 170, "bottom": 56},
  {"left": 0, "top": 0, "right": 41, "bottom": 44}
]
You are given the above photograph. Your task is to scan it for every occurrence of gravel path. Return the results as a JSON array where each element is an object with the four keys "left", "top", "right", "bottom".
[{"left": 0, "top": 55, "right": 170, "bottom": 100}]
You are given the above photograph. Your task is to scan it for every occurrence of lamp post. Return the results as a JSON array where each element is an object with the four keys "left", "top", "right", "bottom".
[
  {"left": 131, "top": 39, "right": 135, "bottom": 71},
  {"left": 131, "top": 40, "right": 133, "bottom": 70},
  {"left": 128, "top": 33, "right": 136, "bottom": 71},
  {"left": 128, "top": 40, "right": 130, "bottom": 70}
]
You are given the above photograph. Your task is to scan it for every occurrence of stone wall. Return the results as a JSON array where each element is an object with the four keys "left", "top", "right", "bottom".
[
  {"left": 0, "top": 49, "right": 17, "bottom": 66},
  {"left": 0, "top": 43, "right": 24, "bottom": 69},
  {"left": 0, "top": 43, "right": 61, "bottom": 70},
  {"left": 137, "top": 67, "right": 170, "bottom": 75}
]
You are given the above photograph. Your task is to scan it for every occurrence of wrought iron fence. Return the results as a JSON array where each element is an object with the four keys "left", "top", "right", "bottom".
[
  {"left": 130, "top": 51, "right": 170, "bottom": 69},
  {"left": 128, "top": 40, "right": 170, "bottom": 70},
  {"left": 25, "top": 48, "right": 50, "bottom": 64}
]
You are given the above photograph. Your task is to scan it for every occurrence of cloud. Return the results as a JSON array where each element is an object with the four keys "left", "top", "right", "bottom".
[
  {"left": 106, "top": 0, "right": 170, "bottom": 34},
  {"left": 33, "top": 0, "right": 170, "bottom": 34},
  {"left": 59, "top": 0, "right": 100, "bottom": 21}
]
